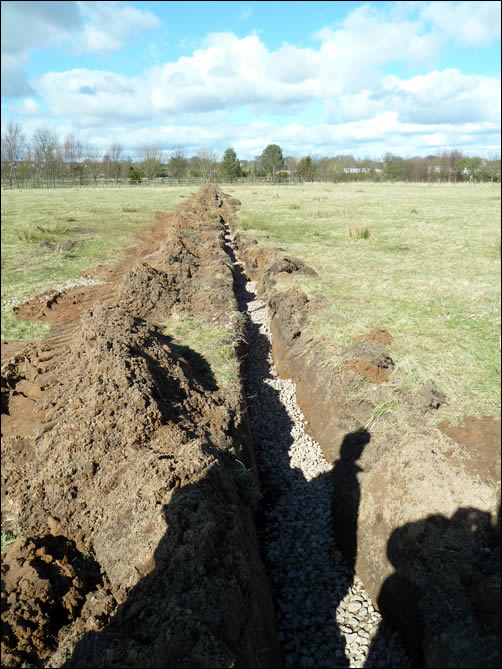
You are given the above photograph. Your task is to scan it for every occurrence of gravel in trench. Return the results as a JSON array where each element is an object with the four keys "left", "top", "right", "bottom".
[{"left": 224, "top": 226, "right": 413, "bottom": 669}]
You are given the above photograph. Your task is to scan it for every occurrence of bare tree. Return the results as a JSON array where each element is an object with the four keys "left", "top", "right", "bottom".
[
  {"left": 109, "top": 142, "right": 123, "bottom": 183},
  {"left": 1, "top": 122, "right": 25, "bottom": 186},
  {"left": 194, "top": 148, "right": 217, "bottom": 179},
  {"left": 63, "top": 134, "right": 83, "bottom": 183},
  {"left": 168, "top": 148, "right": 188, "bottom": 179},
  {"left": 137, "top": 145, "right": 163, "bottom": 181},
  {"left": 32, "top": 127, "right": 59, "bottom": 185},
  {"left": 83, "top": 143, "right": 101, "bottom": 184}
]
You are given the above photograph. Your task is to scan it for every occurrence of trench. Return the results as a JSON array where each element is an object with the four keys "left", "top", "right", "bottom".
[{"left": 221, "top": 217, "right": 413, "bottom": 668}]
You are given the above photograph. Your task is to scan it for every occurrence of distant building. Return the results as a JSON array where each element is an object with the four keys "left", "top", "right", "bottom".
[{"left": 344, "top": 167, "right": 370, "bottom": 174}]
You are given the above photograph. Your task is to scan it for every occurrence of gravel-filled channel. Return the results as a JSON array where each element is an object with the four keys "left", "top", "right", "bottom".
[{"left": 223, "top": 222, "right": 413, "bottom": 668}]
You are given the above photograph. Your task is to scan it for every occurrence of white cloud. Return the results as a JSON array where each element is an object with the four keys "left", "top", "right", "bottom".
[
  {"left": 325, "top": 70, "right": 501, "bottom": 125},
  {"left": 34, "top": 69, "right": 152, "bottom": 120},
  {"left": 76, "top": 1, "right": 161, "bottom": 54},
  {"left": 419, "top": 1, "right": 501, "bottom": 46},
  {"left": 2, "top": 1, "right": 500, "bottom": 158},
  {"left": 1, "top": 0, "right": 160, "bottom": 97},
  {"left": 14, "top": 97, "right": 40, "bottom": 115},
  {"left": 1, "top": 1, "right": 82, "bottom": 56}
]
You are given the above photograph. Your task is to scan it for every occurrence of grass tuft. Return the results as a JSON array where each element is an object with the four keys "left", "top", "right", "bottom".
[
  {"left": 349, "top": 225, "right": 370, "bottom": 240},
  {"left": 230, "top": 459, "right": 261, "bottom": 507},
  {"left": 1, "top": 530, "right": 17, "bottom": 552}
]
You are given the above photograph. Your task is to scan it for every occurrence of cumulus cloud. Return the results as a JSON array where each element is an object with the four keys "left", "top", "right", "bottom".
[
  {"left": 325, "top": 70, "right": 501, "bottom": 125},
  {"left": 76, "top": 1, "right": 160, "bottom": 54},
  {"left": 1, "top": 1, "right": 82, "bottom": 56},
  {"left": 1, "top": 0, "right": 82, "bottom": 97},
  {"left": 35, "top": 69, "right": 151, "bottom": 120},
  {"left": 419, "top": 1, "right": 501, "bottom": 46},
  {"left": 14, "top": 97, "right": 40, "bottom": 115},
  {"left": 1, "top": 0, "right": 160, "bottom": 97},
  {"left": 2, "top": 1, "right": 500, "bottom": 158}
]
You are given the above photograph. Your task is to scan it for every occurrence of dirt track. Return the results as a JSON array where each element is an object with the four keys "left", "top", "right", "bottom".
[{"left": 1, "top": 187, "right": 280, "bottom": 668}]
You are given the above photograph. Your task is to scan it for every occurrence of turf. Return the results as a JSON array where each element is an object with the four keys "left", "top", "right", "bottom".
[{"left": 227, "top": 181, "right": 501, "bottom": 423}]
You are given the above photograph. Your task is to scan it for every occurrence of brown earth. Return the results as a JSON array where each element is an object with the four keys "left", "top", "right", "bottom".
[
  {"left": 1, "top": 187, "right": 281, "bottom": 668},
  {"left": 234, "top": 231, "right": 501, "bottom": 668}
]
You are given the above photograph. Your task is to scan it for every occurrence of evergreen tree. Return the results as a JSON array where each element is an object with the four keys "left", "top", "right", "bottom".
[
  {"left": 128, "top": 165, "right": 142, "bottom": 183},
  {"left": 260, "top": 144, "right": 284, "bottom": 176},
  {"left": 221, "top": 148, "right": 241, "bottom": 179}
]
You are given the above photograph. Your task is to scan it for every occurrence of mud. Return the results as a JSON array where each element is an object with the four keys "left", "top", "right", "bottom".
[{"left": 1, "top": 187, "right": 281, "bottom": 668}]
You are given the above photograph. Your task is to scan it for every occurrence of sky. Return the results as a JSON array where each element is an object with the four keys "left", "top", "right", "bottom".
[{"left": 1, "top": 0, "right": 501, "bottom": 160}]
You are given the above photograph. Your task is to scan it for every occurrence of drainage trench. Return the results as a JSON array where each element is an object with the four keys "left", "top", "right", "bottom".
[{"left": 221, "top": 217, "right": 412, "bottom": 668}]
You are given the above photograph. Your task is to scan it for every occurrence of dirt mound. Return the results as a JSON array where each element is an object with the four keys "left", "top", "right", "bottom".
[
  {"left": 2, "top": 186, "right": 281, "bottom": 668},
  {"left": 2, "top": 535, "right": 104, "bottom": 668},
  {"left": 233, "top": 231, "right": 318, "bottom": 296},
  {"left": 342, "top": 340, "right": 395, "bottom": 384},
  {"left": 355, "top": 328, "right": 394, "bottom": 345}
]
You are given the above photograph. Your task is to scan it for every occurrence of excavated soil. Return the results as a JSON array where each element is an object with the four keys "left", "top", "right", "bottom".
[{"left": 1, "top": 187, "right": 280, "bottom": 668}]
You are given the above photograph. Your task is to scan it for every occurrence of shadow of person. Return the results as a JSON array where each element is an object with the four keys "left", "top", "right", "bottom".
[
  {"left": 331, "top": 429, "right": 371, "bottom": 574},
  {"left": 364, "top": 505, "right": 501, "bottom": 668}
]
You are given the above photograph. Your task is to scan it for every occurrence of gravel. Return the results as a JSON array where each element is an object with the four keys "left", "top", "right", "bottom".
[{"left": 224, "top": 225, "right": 413, "bottom": 668}]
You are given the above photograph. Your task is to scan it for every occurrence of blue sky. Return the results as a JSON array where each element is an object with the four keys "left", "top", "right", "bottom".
[{"left": 1, "top": 1, "right": 500, "bottom": 160}]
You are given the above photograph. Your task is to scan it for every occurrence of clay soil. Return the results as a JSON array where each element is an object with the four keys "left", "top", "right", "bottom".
[{"left": 1, "top": 187, "right": 280, "bottom": 668}]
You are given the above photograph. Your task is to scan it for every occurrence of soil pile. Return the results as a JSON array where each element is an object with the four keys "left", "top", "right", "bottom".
[{"left": 1, "top": 187, "right": 280, "bottom": 668}]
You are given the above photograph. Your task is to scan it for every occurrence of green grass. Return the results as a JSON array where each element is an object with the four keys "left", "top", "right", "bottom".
[
  {"left": 1, "top": 186, "right": 198, "bottom": 340},
  {"left": 162, "top": 313, "right": 241, "bottom": 393},
  {"left": 228, "top": 181, "right": 501, "bottom": 424},
  {"left": 1, "top": 530, "right": 17, "bottom": 552}
]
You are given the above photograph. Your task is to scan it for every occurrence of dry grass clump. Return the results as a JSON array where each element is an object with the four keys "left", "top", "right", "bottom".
[
  {"left": 333, "top": 207, "right": 351, "bottom": 217},
  {"left": 288, "top": 203, "right": 301, "bottom": 210},
  {"left": 311, "top": 209, "right": 333, "bottom": 218},
  {"left": 348, "top": 224, "right": 370, "bottom": 240},
  {"left": 16, "top": 222, "right": 72, "bottom": 242}
]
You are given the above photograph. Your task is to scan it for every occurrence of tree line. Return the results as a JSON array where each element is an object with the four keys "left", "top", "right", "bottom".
[{"left": 1, "top": 122, "right": 500, "bottom": 187}]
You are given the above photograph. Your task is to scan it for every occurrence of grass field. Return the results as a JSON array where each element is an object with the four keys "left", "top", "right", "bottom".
[
  {"left": 226, "top": 181, "right": 501, "bottom": 423},
  {"left": 2, "top": 182, "right": 500, "bottom": 423},
  {"left": 1, "top": 186, "right": 197, "bottom": 340}
]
